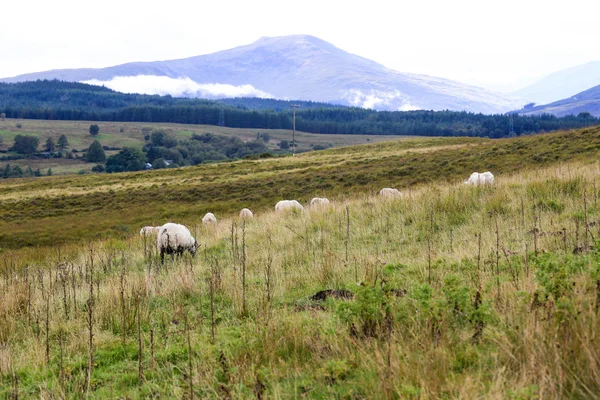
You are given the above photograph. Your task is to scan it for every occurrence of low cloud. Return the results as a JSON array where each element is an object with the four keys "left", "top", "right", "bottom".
[
  {"left": 82, "top": 75, "right": 273, "bottom": 98},
  {"left": 344, "top": 88, "right": 421, "bottom": 111}
]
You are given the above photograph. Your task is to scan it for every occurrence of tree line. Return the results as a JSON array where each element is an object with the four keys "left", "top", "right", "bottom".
[{"left": 1, "top": 80, "right": 598, "bottom": 138}]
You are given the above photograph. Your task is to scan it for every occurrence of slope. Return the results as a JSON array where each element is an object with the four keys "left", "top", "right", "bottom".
[
  {"left": 512, "top": 60, "right": 600, "bottom": 105},
  {"left": 517, "top": 84, "right": 600, "bottom": 117},
  {"left": 2, "top": 124, "right": 600, "bottom": 250}
]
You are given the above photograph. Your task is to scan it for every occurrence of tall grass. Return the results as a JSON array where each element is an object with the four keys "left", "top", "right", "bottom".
[{"left": 1, "top": 158, "right": 600, "bottom": 398}]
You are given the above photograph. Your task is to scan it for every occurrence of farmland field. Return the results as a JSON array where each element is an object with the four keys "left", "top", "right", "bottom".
[
  {"left": 1, "top": 125, "right": 600, "bottom": 398},
  {"left": 0, "top": 118, "right": 407, "bottom": 175}
]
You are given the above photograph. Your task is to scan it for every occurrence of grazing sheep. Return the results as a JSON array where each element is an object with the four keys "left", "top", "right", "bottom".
[
  {"left": 379, "top": 188, "right": 402, "bottom": 198},
  {"left": 239, "top": 208, "right": 254, "bottom": 219},
  {"left": 157, "top": 223, "right": 198, "bottom": 263},
  {"left": 139, "top": 226, "right": 160, "bottom": 236},
  {"left": 275, "top": 200, "right": 305, "bottom": 212},
  {"left": 310, "top": 197, "right": 331, "bottom": 207},
  {"left": 202, "top": 212, "right": 217, "bottom": 224},
  {"left": 464, "top": 171, "right": 494, "bottom": 186}
]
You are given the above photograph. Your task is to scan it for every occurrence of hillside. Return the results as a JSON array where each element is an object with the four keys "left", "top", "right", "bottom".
[
  {"left": 1, "top": 127, "right": 600, "bottom": 398},
  {"left": 518, "top": 84, "right": 600, "bottom": 117},
  {"left": 2, "top": 125, "right": 600, "bottom": 250},
  {"left": 512, "top": 60, "right": 600, "bottom": 105},
  {"left": 1, "top": 35, "right": 525, "bottom": 113}
]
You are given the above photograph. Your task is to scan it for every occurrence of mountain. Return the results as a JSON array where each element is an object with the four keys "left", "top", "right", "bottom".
[
  {"left": 517, "top": 84, "right": 600, "bottom": 117},
  {"left": 0, "top": 35, "right": 524, "bottom": 114},
  {"left": 512, "top": 61, "right": 600, "bottom": 105}
]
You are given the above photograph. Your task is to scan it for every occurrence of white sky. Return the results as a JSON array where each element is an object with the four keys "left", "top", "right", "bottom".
[{"left": 2, "top": 0, "right": 599, "bottom": 92}]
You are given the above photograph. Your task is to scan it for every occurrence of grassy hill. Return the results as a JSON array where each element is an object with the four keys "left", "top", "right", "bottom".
[
  {"left": 1, "top": 125, "right": 600, "bottom": 398},
  {"left": 0, "top": 118, "right": 402, "bottom": 175},
  {"left": 3, "top": 126, "right": 600, "bottom": 251}
]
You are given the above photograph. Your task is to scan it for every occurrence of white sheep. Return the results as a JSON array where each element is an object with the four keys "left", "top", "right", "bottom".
[
  {"left": 157, "top": 223, "right": 198, "bottom": 263},
  {"left": 464, "top": 171, "right": 494, "bottom": 186},
  {"left": 379, "top": 188, "right": 402, "bottom": 198},
  {"left": 202, "top": 212, "right": 217, "bottom": 224},
  {"left": 139, "top": 226, "right": 160, "bottom": 236},
  {"left": 310, "top": 197, "right": 331, "bottom": 207},
  {"left": 275, "top": 200, "right": 305, "bottom": 212},
  {"left": 239, "top": 208, "right": 254, "bottom": 218}
]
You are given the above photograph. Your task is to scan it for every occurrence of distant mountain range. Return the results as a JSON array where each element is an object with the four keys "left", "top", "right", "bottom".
[
  {"left": 512, "top": 61, "right": 600, "bottom": 106},
  {"left": 517, "top": 84, "right": 600, "bottom": 117},
  {"left": 0, "top": 35, "right": 525, "bottom": 114}
]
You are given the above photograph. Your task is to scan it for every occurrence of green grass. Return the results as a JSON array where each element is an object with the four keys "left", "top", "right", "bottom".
[
  {"left": 1, "top": 126, "right": 600, "bottom": 251},
  {"left": 2, "top": 149, "right": 600, "bottom": 398},
  {"left": 0, "top": 118, "right": 407, "bottom": 176}
]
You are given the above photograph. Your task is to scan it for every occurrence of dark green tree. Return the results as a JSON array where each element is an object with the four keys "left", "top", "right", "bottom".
[
  {"left": 10, "top": 165, "right": 23, "bottom": 178},
  {"left": 151, "top": 158, "right": 167, "bottom": 169},
  {"left": 86, "top": 140, "right": 106, "bottom": 162},
  {"left": 34, "top": 168, "right": 41, "bottom": 177},
  {"left": 279, "top": 140, "right": 290, "bottom": 150},
  {"left": 47, "top": 168, "right": 52, "bottom": 176},
  {"left": 105, "top": 147, "right": 146, "bottom": 173},
  {"left": 45, "top": 137, "right": 56, "bottom": 152},
  {"left": 57, "top": 134, "right": 69, "bottom": 150},
  {"left": 10, "top": 135, "right": 39, "bottom": 154},
  {"left": 2, "top": 164, "right": 10, "bottom": 179},
  {"left": 89, "top": 124, "right": 100, "bottom": 136}
]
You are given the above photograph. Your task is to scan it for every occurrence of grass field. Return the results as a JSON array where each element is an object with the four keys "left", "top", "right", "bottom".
[
  {"left": 0, "top": 118, "right": 406, "bottom": 176},
  {"left": 1, "top": 125, "right": 600, "bottom": 398},
  {"left": 2, "top": 126, "right": 600, "bottom": 251}
]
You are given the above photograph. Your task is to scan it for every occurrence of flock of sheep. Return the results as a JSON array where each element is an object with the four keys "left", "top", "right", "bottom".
[{"left": 141, "top": 171, "right": 494, "bottom": 262}]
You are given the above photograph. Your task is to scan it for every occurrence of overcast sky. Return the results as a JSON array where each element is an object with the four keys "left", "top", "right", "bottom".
[{"left": 2, "top": 0, "right": 599, "bottom": 92}]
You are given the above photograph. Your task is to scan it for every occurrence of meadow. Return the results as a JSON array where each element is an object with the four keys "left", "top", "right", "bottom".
[
  {"left": 1, "top": 126, "right": 600, "bottom": 251},
  {"left": 0, "top": 118, "right": 403, "bottom": 175},
  {"left": 1, "top": 126, "right": 600, "bottom": 398}
]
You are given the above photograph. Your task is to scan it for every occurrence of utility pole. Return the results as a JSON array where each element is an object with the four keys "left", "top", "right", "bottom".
[{"left": 290, "top": 104, "right": 301, "bottom": 156}]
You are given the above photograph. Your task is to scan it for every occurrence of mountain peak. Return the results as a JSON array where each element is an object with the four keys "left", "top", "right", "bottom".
[{"left": 0, "top": 35, "right": 525, "bottom": 113}]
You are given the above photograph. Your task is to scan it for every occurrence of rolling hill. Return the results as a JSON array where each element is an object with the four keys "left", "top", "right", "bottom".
[
  {"left": 512, "top": 60, "right": 600, "bottom": 105},
  {"left": 517, "top": 84, "right": 600, "bottom": 117},
  {"left": 1, "top": 35, "right": 525, "bottom": 114}
]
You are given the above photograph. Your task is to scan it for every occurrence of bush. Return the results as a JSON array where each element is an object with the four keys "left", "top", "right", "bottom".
[
  {"left": 279, "top": 140, "right": 290, "bottom": 150},
  {"left": 91, "top": 164, "right": 105, "bottom": 173}
]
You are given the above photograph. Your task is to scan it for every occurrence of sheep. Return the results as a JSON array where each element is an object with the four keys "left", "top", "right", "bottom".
[
  {"left": 139, "top": 226, "right": 160, "bottom": 236},
  {"left": 379, "top": 188, "right": 402, "bottom": 198},
  {"left": 239, "top": 208, "right": 254, "bottom": 219},
  {"left": 464, "top": 171, "right": 494, "bottom": 186},
  {"left": 157, "top": 223, "right": 198, "bottom": 263},
  {"left": 275, "top": 200, "right": 305, "bottom": 212},
  {"left": 202, "top": 212, "right": 217, "bottom": 224},
  {"left": 310, "top": 197, "right": 331, "bottom": 207}
]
